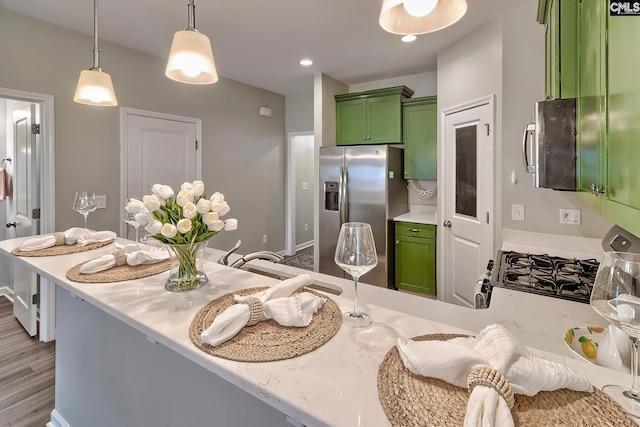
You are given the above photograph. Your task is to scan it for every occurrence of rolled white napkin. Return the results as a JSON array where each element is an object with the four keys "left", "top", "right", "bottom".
[
  {"left": 201, "top": 274, "right": 326, "bottom": 347},
  {"left": 396, "top": 324, "right": 593, "bottom": 427},
  {"left": 79, "top": 243, "right": 170, "bottom": 274},
  {"left": 19, "top": 228, "right": 117, "bottom": 251}
]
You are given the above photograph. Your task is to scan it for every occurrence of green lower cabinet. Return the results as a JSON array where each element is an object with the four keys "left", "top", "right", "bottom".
[{"left": 395, "top": 222, "right": 436, "bottom": 296}]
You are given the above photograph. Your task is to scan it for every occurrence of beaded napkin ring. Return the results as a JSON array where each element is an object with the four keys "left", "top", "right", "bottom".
[
  {"left": 241, "top": 297, "right": 264, "bottom": 326},
  {"left": 467, "top": 365, "right": 515, "bottom": 409},
  {"left": 112, "top": 249, "right": 127, "bottom": 267},
  {"left": 54, "top": 232, "right": 66, "bottom": 246}
]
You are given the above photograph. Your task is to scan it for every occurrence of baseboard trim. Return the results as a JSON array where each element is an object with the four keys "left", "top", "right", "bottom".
[
  {"left": 0, "top": 286, "right": 14, "bottom": 303},
  {"left": 295, "top": 240, "right": 313, "bottom": 252},
  {"left": 48, "top": 409, "right": 72, "bottom": 427}
]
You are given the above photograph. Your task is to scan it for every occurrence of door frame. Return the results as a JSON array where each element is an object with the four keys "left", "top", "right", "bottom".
[
  {"left": 285, "top": 131, "right": 314, "bottom": 256},
  {"left": 438, "top": 94, "right": 496, "bottom": 303},
  {"left": 119, "top": 107, "right": 203, "bottom": 237},
  {"left": 0, "top": 87, "right": 56, "bottom": 342}
]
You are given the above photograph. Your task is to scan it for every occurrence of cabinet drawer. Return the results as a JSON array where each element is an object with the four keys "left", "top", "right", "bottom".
[{"left": 395, "top": 222, "right": 436, "bottom": 238}]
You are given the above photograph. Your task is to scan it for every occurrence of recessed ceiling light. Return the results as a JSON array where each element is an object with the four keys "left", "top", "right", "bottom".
[
  {"left": 401, "top": 35, "right": 417, "bottom": 43},
  {"left": 300, "top": 59, "right": 313, "bottom": 66}
]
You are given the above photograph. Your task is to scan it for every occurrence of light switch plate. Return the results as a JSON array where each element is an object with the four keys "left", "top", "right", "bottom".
[
  {"left": 96, "top": 195, "right": 107, "bottom": 209},
  {"left": 511, "top": 204, "right": 525, "bottom": 221}
]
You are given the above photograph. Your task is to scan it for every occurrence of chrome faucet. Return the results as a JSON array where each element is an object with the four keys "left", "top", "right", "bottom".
[{"left": 218, "top": 240, "right": 284, "bottom": 268}]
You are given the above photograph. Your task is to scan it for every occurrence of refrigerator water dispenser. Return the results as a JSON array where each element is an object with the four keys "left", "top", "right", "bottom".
[{"left": 324, "top": 181, "right": 339, "bottom": 211}]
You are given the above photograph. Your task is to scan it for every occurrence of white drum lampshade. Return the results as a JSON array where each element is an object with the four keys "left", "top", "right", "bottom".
[
  {"left": 379, "top": 0, "right": 468, "bottom": 35},
  {"left": 165, "top": 29, "right": 218, "bottom": 84},
  {"left": 73, "top": 68, "right": 118, "bottom": 106}
]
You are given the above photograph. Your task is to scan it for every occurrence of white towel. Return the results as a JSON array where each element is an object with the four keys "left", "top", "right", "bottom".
[
  {"left": 79, "top": 243, "right": 170, "bottom": 274},
  {"left": 396, "top": 324, "right": 593, "bottom": 427},
  {"left": 19, "top": 228, "right": 116, "bottom": 251},
  {"left": 201, "top": 274, "right": 326, "bottom": 347},
  {"left": 0, "top": 169, "right": 8, "bottom": 200}
]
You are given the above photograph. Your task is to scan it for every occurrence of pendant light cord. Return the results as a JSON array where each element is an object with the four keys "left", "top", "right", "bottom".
[
  {"left": 92, "top": 0, "right": 101, "bottom": 70},
  {"left": 187, "top": 0, "right": 196, "bottom": 30}
]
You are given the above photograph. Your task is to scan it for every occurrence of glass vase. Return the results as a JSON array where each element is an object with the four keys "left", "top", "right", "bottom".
[{"left": 164, "top": 240, "right": 210, "bottom": 292}]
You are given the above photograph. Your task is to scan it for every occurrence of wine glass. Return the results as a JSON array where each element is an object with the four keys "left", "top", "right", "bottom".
[
  {"left": 334, "top": 222, "right": 378, "bottom": 328},
  {"left": 122, "top": 198, "right": 141, "bottom": 242},
  {"left": 591, "top": 251, "right": 640, "bottom": 417},
  {"left": 72, "top": 191, "right": 97, "bottom": 230}
]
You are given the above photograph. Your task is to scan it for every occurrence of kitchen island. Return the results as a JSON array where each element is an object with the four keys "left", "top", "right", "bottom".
[{"left": 0, "top": 237, "right": 632, "bottom": 427}]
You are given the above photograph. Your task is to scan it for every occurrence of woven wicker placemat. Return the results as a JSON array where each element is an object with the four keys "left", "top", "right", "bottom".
[
  {"left": 189, "top": 286, "right": 341, "bottom": 362},
  {"left": 11, "top": 239, "right": 114, "bottom": 257},
  {"left": 377, "top": 333, "right": 634, "bottom": 427},
  {"left": 65, "top": 259, "right": 171, "bottom": 283}
]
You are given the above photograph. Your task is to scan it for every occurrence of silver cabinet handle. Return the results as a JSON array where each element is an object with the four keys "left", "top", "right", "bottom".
[
  {"left": 409, "top": 228, "right": 420, "bottom": 232},
  {"left": 443, "top": 220, "right": 452, "bottom": 228},
  {"left": 590, "top": 184, "right": 605, "bottom": 196}
]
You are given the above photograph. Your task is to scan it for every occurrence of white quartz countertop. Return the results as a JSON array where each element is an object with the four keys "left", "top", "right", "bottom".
[
  {"left": 0, "top": 237, "right": 633, "bottom": 426},
  {"left": 393, "top": 211, "right": 438, "bottom": 225}
]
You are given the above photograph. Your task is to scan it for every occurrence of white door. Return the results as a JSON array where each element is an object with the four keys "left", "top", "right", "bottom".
[
  {"left": 9, "top": 102, "right": 39, "bottom": 336},
  {"left": 440, "top": 96, "right": 494, "bottom": 307},
  {"left": 121, "top": 109, "right": 201, "bottom": 239}
]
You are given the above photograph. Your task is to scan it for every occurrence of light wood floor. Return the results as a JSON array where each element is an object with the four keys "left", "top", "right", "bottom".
[{"left": 0, "top": 297, "right": 55, "bottom": 427}]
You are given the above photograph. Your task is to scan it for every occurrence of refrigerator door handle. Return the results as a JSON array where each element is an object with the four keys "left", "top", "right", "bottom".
[{"left": 339, "top": 166, "right": 348, "bottom": 225}]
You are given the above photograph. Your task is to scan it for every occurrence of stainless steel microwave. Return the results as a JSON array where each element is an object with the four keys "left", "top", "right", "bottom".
[{"left": 522, "top": 98, "right": 576, "bottom": 191}]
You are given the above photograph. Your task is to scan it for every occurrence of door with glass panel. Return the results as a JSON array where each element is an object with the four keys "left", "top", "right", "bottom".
[{"left": 441, "top": 97, "right": 494, "bottom": 307}]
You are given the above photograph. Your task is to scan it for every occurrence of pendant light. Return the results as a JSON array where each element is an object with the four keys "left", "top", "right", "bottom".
[
  {"left": 165, "top": 0, "right": 218, "bottom": 85},
  {"left": 379, "top": 0, "right": 468, "bottom": 36},
  {"left": 73, "top": 0, "right": 118, "bottom": 106}
]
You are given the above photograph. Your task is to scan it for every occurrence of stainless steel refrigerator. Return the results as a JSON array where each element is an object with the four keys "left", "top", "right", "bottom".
[{"left": 318, "top": 145, "right": 408, "bottom": 288}]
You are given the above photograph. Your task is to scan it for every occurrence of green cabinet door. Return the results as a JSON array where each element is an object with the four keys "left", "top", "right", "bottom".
[
  {"left": 368, "top": 95, "right": 403, "bottom": 143},
  {"left": 601, "top": 11, "right": 640, "bottom": 236},
  {"left": 395, "top": 222, "right": 436, "bottom": 296},
  {"left": 335, "top": 86, "right": 413, "bottom": 146},
  {"left": 538, "top": 0, "right": 578, "bottom": 100},
  {"left": 336, "top": 99, "right": 368, "bottom": 145},
  {"left": 576, "top": 0, "right": 607, "bottom": 204},
  {"left": 402, "top": 97, "right": 437, "bottom": 180}
]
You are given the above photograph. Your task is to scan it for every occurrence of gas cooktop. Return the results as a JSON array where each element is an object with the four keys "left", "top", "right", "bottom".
[{"left": 489, "top": 250, "right": 600, "bottom": 304}]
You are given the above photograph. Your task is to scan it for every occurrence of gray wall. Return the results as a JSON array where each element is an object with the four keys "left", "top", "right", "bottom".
[
  {"left": 0, "top": 8, "right": 286, "bottom": 254},
  {"left": 285, "top": 92, "right": 314, "bottom": 134},
  {"left": 438, "top": 5, "right": 613, "bottom": 242}
]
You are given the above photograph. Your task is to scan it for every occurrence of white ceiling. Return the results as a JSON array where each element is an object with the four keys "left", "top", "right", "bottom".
[{"left": 0, "top": 0, "right": 537, "bottom": 96}]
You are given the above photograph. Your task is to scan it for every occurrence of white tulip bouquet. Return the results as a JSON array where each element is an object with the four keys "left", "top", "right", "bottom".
[
  {"left": 125, "top": 180, "right": 238, "bottom": 245},
  {"left": 125, "top": 181, "right": 238, "bottom": 291}
]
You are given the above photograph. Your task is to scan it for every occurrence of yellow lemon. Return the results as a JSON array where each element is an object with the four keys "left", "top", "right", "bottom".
[
  {"left": 590, "top": 326, "right": 605, "bottom": 334},
  {"left": 564, "top": 329, "right": 575, "bottom": 345},
  {"left": 580, "top": 339, "right": 597, "bottom": 359}
]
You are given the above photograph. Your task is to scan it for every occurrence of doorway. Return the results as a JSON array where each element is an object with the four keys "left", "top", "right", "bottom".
[
  {"left": 285, "top": 132, "right": 315, "bottom": 257},
  {"left": 0, "top": 87, "right": 55, "bottom": 341},
  {"left": 439, "top": 95, "right": 495, "bottom": 307}
]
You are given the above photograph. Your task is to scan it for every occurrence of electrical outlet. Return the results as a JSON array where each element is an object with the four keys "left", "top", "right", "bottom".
[
  {"left": 560, "top": 208, "right": 581, "bottom": 225},
  {"left": 301, "top": 182, "right": 308, "bottom": 191},
  {"left": 96, "top": 195, "right": 107, "bottom": 209},
  {"left": 304, "top": 224, "right": 309, "bottom": 232},
  {"left": 511, "top": 204, "right": 525, "bottom": 221},
  {"left": 263, "top": 234, "right": 268, "bottom": 244}
]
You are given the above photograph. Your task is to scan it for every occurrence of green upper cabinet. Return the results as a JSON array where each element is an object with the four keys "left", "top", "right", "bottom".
[
  {"left": 538, "top": 0, "right": 578, "bottom": 100},
  {"left": 335, "top": 86, "right": 414, "bottom": 145},
  {"left": 576, "top": 0, "right": 607, "bottom": 198},
  {"left": 601, "top": 9, "right": 640, "bottom": 231},
  {"left": 402, "top": 96, "right": 437, "bottom": 180}
]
